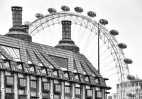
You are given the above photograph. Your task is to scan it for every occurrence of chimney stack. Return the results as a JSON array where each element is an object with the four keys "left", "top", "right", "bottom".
[
  {"left": 5, "top": 6, "right": 32, "bottom": 42},
  {"left": 62, "top": 21, "right": 71, "bottom": 40},
  {"left": 9, "top": 6, "right": 23, "bottom": 32},
  {"left": 12, "top": 6, "right": 22, "bottom": 27},
  {"left": 22, "top": 25, "right": 29, "bottom": 33},
  {"left": 55, "top": 20, "right": 79, "bottom": 52}
]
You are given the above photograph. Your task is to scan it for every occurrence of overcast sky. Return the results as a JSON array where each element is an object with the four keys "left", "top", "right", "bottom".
[{"left": 0, "top": 0, "right": 142, "bottom": 79}]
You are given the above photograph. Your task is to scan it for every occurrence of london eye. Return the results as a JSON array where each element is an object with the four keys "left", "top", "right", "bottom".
[{"left": 27, "top": 6, "right": 132, "bottom": 95}]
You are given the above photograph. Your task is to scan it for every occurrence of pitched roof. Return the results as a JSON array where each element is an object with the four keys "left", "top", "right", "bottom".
[{"left": 0, "top": 34, "right": 101, "bottom": 76}]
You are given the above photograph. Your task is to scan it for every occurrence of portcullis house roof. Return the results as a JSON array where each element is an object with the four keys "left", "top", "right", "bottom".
[{"left": 0, "top": 6, "right": 110, "bottom": 89}]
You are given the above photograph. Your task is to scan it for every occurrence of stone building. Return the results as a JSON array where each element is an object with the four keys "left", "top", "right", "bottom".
[
  {"left": 113, "top": 79, "right": 142, "bottom": 99},
  {"left": 0, "top": 6, "right": 110, "bottom": 99}
]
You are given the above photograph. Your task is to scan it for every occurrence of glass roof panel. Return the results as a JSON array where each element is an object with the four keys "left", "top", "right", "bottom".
[
  {"left": 0, "top": 52, "right": 5, "bottom": 59},
  {"left": 26, "top": 50, "right": 32, "bottom": 64},
  {"left": 1, "top": 45, "right": 20, "bottom": 61},
  {"left": 49, "top": 55, "right": 68, "bottom": 69}
]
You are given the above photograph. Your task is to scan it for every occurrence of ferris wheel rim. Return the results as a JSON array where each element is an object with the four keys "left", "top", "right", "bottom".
[{"left": 28, "top": 11, "right": 130, "bottom": 83}]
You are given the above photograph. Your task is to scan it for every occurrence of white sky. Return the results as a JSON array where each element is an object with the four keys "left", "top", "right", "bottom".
[{"left": 0, "top": 0, "right": 142, "bottom": 79}]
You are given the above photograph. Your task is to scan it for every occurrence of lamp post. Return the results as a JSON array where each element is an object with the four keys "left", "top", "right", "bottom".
[
  {"left": 97, "top": 22, "right": 100, "bottom": 73},
  {"left": 98, "top": 19, "right": 108, "bottom": 73}
]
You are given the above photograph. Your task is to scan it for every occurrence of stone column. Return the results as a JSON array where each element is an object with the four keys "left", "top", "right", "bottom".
[
  {"left": 61, "top": 81, "right": 64, "bottom": 99},
  {"left": 72, "top": 83, "right": 75, "bottom": 99},
  {"left": 92, "top": 87, "right": 95, "bottom": 99},
  {"left": 27, "top": 75, "right": 30, "bottom": 99},
  {"left": 1, "top": 71, "right": 5, "bottom": 99},
  {"left": 14, "top": 73, "right": 18, "bottom": 99},
  {"left": 82, "top": 85, "right": 85, "bottom": 99},
  {"left": 50, "top": 80, "right": 54, "bottom": 99},
  {"left": 102, "top": 89, "right": 105, "bottom": 99},
  {"left": 39, "top": 78, "right": 42, "bottom": 99}
]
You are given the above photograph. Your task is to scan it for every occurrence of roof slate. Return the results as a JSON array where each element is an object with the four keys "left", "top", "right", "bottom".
[{"left": 0, "top": 34, "right": 101, "bottom": 77}]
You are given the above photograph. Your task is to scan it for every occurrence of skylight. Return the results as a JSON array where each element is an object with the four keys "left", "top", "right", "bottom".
[{"left": 1, "top": 45, "right": 20, "bottom": 61}]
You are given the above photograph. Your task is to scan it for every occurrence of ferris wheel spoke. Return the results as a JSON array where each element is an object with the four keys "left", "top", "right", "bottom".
[
  {"left": 76, "top": 19, "right": 90, "bottom": 46},
  {"left": 84, "top": 37, "right": 98, "bottom": 55},
  {"left": 101, "top": 66, "right": 117, "bottom": 73},
  {"left": 77, "top": 25, "right": 87, "bottom": 46},
  {"left": 100, "top": 51, "right": 114, "bottom": 63},
  {"left": 100, "top": 59, "right": 116, "bottom": 69},
  {"left": 82, "top": 30, "right": 97, "bottom": 53},
  {"left": 106, "top": 74, "right": 118, "bottom": 81},
  {"left": 38, "top": 19, "right": 49, "bottom": 44},
  {"left": 87, "top": 42, "right": 98, "bottom": 59},
  {"left": 47, "top": 26, "right": 55, "bottom": 45},
  {"left": 72, "top": 17, "right": 78, "bottom": 39},
  {"left": 76, "top": 24, "right": 83, "bottom": 45},
  {"left": 88, "top": 40, "right": 106, "bottom": 59},
  {"left": 102, "top": 70, "right": 118, "bottom": 78},
  {"left": 100, "top": 47, "right": 110, "bottom": 57}
]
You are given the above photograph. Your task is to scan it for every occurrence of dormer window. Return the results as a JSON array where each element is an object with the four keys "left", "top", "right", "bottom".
[
  {"left": 85, "top": 77, "right": 89, "bottom": 81},
  {"left": 79, "top": 74, "right": 84, "bottom": 82},
  {"left": 53, "top": 70, "right": 58, "bottom": 77},
  {"left": 47, "top": 68, "right": 52, "bottom": 77},
  {"left": 30, "top": 66, "right": 35, "bottom": 73},
  {"left": 84, "top": 76, "right": 90, "bottom": 83},
  {"left": 64, "top": 72, "right": 69, "bottom": 79},
  {"left": 99, "top": 78, "right": 106, "bottom": 86},
  {"left": 74, "top": 74, "right": 80, "bottom": 81},
  {"left": 23, "top": 63, "right": 30, "bottom": 73},
  {"left": 58, "top": 70, "right": 63, "bottom": 78},
  {"left": 69, "top": 72, "right": 74, "bottom": 80},
  {"left": 95, "top": 77, "right": 99, "bottom": 84},
  {"left": 41, "top": 68, "right": 47, "bottom": 75},
  {"left": 10, "top": 61, "right": 16, "bottom": 70},
  {"left": 75, "top": 75, "right": 79, "bottom": 80},
  {"left": 0, "top": 59, "right": 3, "bottom": 68},
  {"left": 3, "top": 60, "right": 10, "bottom": 69},
  {"left": 16, "top": 63, "right": 23, "bottom": 71},
  {"left": 35, "top": 66, "right": 41, "bottom": 74}
]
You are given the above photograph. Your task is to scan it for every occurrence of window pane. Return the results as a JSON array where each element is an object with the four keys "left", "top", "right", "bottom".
[
  {"left": 75, "top": 88, "right": 80, "bottom": 95},
  {"left": 97, "top": 91, "right": 102, "bottom": 98},
  {"left": 65, "top": 86, "right": 71, "bottom": 93},
  {"left": 19, "top": 95, "right": 26, "bottom": 99},
  {"left": 6, "top": 88, "right": 12, "bottom": 93},
  {"left": 31, "top": 91, "right": 37, "bottom": 96},
  {"left": 54, "top": 95, "right": 59, "bottom": 99},
  {"left": 43, "top": 82, "right": 50, "bottom": 90},
  {"left": 3, "top": 62, "right": 10, "bottom": 68},
  {"left": 5, "top": 93, "right": 14, "bottom": 99},
  {"left": 18, "top": 89, "right": 25, "bottom": 95},
  {"left": 65, "top": 96, "right": 71, "bottom": 99},
  {"left": 6, "top": 76, "right": 13, "bottom": 85},
  {"left": 55, "top": 84, "right": 61, "bottom": 92},
  {"left": 19, "top": 78, "right": 26, "bottom": 87},
  {"left": 87, "top": 90, "right": 92, "bottom": 96},
  {"left": 31, "top": 81, "right": 36, "bottom": 88}
]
